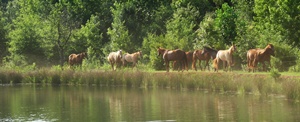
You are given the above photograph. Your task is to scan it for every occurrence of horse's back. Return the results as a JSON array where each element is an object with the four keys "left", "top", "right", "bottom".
[
  {"left": 163, "top": 49, "right": 185, "bottom": 61},
  {"left": 193, "top": 50, "right": 205, "bottom": 60},
  {"left": 69, "top": 54, "right": 77, "bottom": 62}
]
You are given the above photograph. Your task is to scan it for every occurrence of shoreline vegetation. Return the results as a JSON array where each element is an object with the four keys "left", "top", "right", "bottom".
[{"left": 0, "top": 67, "right": 300, "bottom": 101}]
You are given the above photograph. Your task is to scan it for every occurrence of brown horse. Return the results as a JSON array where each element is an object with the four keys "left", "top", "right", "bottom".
[
  {"left": 122, "top": 51, "right": 143, "bottom": 68},
  {"left": 107, "top": 50, "right": 123, "bottom": 71},
  {"left": 68, "top": 52, "right": 87, "bottom": 67},
  {"left": 157, "top": 47, "right": 187, "bottom": 72},
  {"left": 192, "top": 49, "right": 211, "bottom": 71},
  {"left": 247, "top": 44, "right": 275, "bottom": 72},
  {"left": 173, "top": 51, "right": 193, "bottom": 70},
  {"left": 213, "top": 44, "right": 237, "bottom": 72}
]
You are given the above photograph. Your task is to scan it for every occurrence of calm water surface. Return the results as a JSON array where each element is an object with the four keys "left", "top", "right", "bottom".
[{"left": 0, "top": 85, "right": 300, "bottom": 122}]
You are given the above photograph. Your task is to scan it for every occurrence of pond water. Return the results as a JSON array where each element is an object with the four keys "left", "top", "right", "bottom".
[{"left": 0, "top": 85, "right": 300, "bottom": 122}]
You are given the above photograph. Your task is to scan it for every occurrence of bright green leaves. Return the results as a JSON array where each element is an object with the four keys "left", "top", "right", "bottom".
[{"left": 107, "top": 2, "right": 132, "bottom": 53}]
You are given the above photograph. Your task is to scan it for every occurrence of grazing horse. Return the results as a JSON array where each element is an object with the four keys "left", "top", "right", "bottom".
[
  {"left": 69, "top": 52, "right": 87, "bottom": 67},
  {"left": 247, "top": 44, "right": 275, "bottom": 72},
  {"left": 192, "top": 50, "right": 210, "bottom": 71},
  {"left": 157, "top": 47, "right": 187, "bottom": 72},
  {"left": 173, "top": 51, "right": 193, "bottom": 70},
  {"left": 213, "top": 44, "right": 237, "bottom": 72},
  {"left": 107, "top": 50, "right": 123, "bottom": 71},
  {"left": 122, "top": 51, "right": 143, "bottom": 68}
]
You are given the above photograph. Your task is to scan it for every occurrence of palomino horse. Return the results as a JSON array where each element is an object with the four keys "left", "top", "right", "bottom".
[
  {"left": 122, "top": 51, "right": 143, "bottom": 68},
  {"left": 157, "top": 47, "right": 187, "bottom": 72},
  {"left": 192, "top": 50, "right": 210, "bottom": 71},
  {"left": 173, "top": 51, "right": 193, "bottom": 70},
  {"left": 213, "top": 44, "right": 237, "bottom": 72},
  {"left": 69, "top": 52, "right": 87, "bottom": 67},
  {"left": 107, "top": 50, "right": 123, "bottom": 71},
  {"left": 247, "top": 44, "right": 275, "bottom": 72}
]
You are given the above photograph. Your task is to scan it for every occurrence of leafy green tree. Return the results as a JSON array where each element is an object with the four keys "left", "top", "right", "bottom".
[
  {"left": 194, "top": 13, "right": 220, "bottom": 49},
  {"left": 106, "top": 2, "right": 132, "bottom": 53},
  {"left": 142, "top": 34, "right": 165, "bottom": 70},
  {"left": 254, "top": 0, "right": 300, "bottom": 48},
  {"left": 6, "top": 0, "right": 45, "bottom": 66},
  {"left": 164, "top": 4, "right": 198, "bottom": 51},
  {"left": 214, "top": 3, "right": 237, "bottom": 46},
  {"left": 0, "top": 7, "right": 8, "bottom": 63},
  {"left": 72, "top": 15, "right": 103, "bottom": 63},
  {"left": 46, "top": 1, "right": 79, "bottom": 66}
]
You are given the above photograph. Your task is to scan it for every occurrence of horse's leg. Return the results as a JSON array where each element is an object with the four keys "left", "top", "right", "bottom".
[
  {"left": 132, "top": 61, "right": 136, "bottom": 68},
  {"left": 165, "top": 61, "right": 169, "bottom": 72},
  {"left": 267, "top": 60, "right": 272, "bottom": 71},
  {"left": 262, "top": 62, "right": 266, "bottom": 71},
  {"left": 227, "top": 61, "right": 232, "bottom": 72},
  {"left": 182, "top": 60, "right": 185, "bottom": 72},
  {"left": 215, "top": 59, "right": 219, "bottom": 72},
  {"left": 173, "top": 61, "right": 177, "bottom": 71},
  {"left": 205, "top": 59, "right": 209, "bottom": 71},
  {"left": 192, "top": 59, "right": 197, "bottom": 71},
  {"left": 111, "top": 62, "right": 114, "bottom": 71},
  {"left": 199, "top": 60, "right": 202, "bottom": 71}
]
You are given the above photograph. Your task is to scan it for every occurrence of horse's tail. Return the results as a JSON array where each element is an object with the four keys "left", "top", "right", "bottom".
[{"left": 213, "top": 58, "right": 218, "bottom": 70}]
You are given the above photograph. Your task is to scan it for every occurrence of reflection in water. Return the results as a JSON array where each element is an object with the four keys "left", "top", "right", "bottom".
[{"left": 0, "top": 85, "right": 299, "bottom": 121}]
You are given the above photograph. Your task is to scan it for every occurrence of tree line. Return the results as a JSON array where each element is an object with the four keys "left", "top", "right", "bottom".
[{"left": 0, "top": 0, "right": 299, "bottom": 71}]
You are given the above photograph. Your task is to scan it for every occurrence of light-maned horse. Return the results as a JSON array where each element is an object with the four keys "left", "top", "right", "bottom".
[
  {"left": 69, "top": 52, "right": 87, "bottom": 67},
  {"left": 107, "top": 50, "right": 123, "bottom": 71},
  {"left": 122, "top": 51, "right": 143, "bottom": 68},
  {"left": 173, "top": 51, "right": 193, "bottom": 70},
  {"left": 192, "top": 50, "right": 210, "bottom": 71},
  {"left": 157, "top": 47, "right": 188, "bottom": 72},
  {"left": 213, "top": 44, "right": 237, "bottom": 72},
  {"left": 247, "top": 44, "right": 275, "bottom": 72}
]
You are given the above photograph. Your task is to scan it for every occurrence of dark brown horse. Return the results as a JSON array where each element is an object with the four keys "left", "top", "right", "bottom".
[
  {"left": 68, "top": 52, "right": 87, "bottom": 67},
  {"left": 192, "top": 50, "right": 209, "bottom": 71},
  {"left": 157, "top": 47, "right": 188, "bottom": 72},
  {"left": 247, "top": 44, "right": 275, "bottom": 72},
  {"left": 173, "top": 51, "right": 193, "bottom": 70}
]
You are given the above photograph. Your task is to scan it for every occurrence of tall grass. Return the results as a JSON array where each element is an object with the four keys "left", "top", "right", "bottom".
[{"left": 0, "top": 67, "right": 299, "bottom": 101}]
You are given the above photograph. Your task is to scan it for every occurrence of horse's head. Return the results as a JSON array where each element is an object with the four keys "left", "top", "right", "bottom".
[
  {"left": 266, "top": 44, "right": 275, "bottom": 56},
  {"left": 157, "top": 47, "right": 166, "bottom": 56},
  {"left": 78, "top": 52, "right": 87, "bottom": 60},
  {"left": 118, "top": 50, "right": 123, "bottom": 59},
  {"left": 201, "top": 47, "right": 208, "bottom": 55},
  {"left": 138, "top": 51, "right": 143, "bottom": 58},
  {"left": 230, "top": 44, "right": 237, "bottom": 52},
  {"left": 82, "top": 52, "right": 88, "bottom": 59}
]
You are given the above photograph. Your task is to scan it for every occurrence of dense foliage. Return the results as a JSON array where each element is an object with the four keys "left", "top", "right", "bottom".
[{"left": 0, "top": 0, "right": 299, "bottom": 71}]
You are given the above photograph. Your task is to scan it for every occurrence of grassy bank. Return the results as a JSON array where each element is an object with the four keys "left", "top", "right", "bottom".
[{"left": 0, "top": 68, "right": 300, "bottom": 101}]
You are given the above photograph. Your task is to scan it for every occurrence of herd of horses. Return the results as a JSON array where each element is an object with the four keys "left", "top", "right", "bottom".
[{"left": 68, "top": 43, "right": 275, "bottom": 72}]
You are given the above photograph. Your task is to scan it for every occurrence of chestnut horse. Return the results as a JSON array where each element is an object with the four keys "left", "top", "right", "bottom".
[
  {"left": 122, "top": 51, "right": 143, "bottom": 68},
  {"left": 68, "top": 52, "right": 87, "bottom": 67},
  {"left": 192, "top": 50, "right": 210, "bottom": 71},
  {"left": 247, "top": 44, "right": 275, "bottom": 72},
  {"left": 213, "top": 44, "right": 237, "bottom": 72},
  {"left": 107, "top": 50, "right": 123, "bottom": 71},
  {"left": 157, "top": 47, "right": 187, "bottom": 72},
  {"left": 173, "top": 51, "right": 193, "bottom": 70}
]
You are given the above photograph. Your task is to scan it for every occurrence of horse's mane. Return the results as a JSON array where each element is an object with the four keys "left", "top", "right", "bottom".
[
  {"left": 261, "top": 44, "right": 274, "bottom": 54},
  {"left": 203, "top": 46, "right": 218, "bottom": 52}
]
